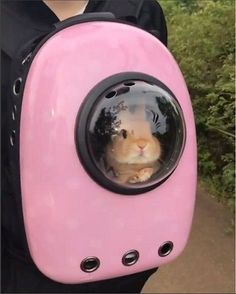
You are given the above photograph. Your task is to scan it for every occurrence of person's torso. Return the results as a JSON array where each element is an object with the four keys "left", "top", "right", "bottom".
[{"left": 1, "top": 0, "right": 167, "bottom": 263}]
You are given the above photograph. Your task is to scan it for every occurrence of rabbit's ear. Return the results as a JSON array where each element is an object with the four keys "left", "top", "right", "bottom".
[{"left": 120, "top": 129, "right": 128, "bottom": 139}]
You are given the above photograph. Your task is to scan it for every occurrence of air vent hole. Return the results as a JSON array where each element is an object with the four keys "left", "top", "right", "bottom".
[
  {"left": 122, "top": 250, "right": 139, "bottom": 266},
  {"left": 80, "top": 257, "right": 100, "bottom": 272},
  {"left": 124, "top": 82, "right": 135, "bottom": 86},
  {"left": 158, "top": 241, "right": 173, "bottom": 257},
  {"left": 13, "top": 78, "right": 22, "bottom": 96},
  {"left": 105, "top": 91, "right": 117, "bottom": 98}
]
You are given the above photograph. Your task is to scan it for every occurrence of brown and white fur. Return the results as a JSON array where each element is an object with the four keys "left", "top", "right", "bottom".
[{"left": 105, "top": 106, "right": 161, "bottom": 184}]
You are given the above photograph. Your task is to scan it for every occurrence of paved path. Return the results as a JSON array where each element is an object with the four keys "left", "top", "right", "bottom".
[{"left": 142, "top": 185, "right": 235, "bottom": 293}]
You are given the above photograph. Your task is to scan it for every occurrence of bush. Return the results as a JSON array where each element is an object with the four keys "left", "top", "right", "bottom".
[{"left": 159, "top": 0, "right": 235, "bottom": 211}]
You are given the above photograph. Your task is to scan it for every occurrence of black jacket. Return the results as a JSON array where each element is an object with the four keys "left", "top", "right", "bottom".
[{"left": 1, "top": 1, "right": 167, "bottom": 292}]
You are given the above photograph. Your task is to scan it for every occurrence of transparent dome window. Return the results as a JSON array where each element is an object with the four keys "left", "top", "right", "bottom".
[{"left": 87, "top": 80, "right": 186, "bottom": 189}]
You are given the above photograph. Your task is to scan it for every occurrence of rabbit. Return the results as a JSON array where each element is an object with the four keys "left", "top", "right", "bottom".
[{"left": 105, "top": 106, "right": 162, "bottom": 184}]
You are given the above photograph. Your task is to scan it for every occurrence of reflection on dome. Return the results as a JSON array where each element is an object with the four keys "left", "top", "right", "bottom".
[{"left": 87, "top": 80, "right": 185, "bottom": 189}]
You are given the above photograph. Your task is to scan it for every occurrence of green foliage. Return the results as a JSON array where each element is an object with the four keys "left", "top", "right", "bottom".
[{"left": 159, "top": 0, "right": 235, "bottom": 211}]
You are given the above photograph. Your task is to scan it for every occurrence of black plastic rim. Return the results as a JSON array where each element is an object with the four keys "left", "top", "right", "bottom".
[{"left": 75, "top": 72, "right": 186, "bottom": 195}]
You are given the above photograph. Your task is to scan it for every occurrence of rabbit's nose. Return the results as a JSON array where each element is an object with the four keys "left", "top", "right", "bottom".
[{"left": 137, "top": 141, "right": 147, "bottom": 149}]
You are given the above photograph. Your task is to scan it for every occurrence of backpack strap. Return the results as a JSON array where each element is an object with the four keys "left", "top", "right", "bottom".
[
  {"left": 96, "top": 0, "right": 167, "bottom": 46},
  {"left": 101, "top": 0, "right": 144, "bottom": 24}
]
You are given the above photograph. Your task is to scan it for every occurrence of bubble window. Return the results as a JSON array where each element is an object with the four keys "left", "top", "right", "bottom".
[{"left": 76, "top": 74, "right": 186, "bottom": 195}]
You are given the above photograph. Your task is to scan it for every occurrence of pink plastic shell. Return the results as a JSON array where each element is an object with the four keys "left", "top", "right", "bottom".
[{"left": 20, "top": 21, "right": 197, "bottom": 284}]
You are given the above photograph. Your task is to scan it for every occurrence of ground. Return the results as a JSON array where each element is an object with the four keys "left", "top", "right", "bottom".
[{"left": 142, "top": 185, "right": 235, "bottom": 294}]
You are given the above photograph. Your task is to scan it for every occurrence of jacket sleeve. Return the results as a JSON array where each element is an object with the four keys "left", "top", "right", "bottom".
[{"left": 137, "top": 0, "right": 168, "bottom": 46}]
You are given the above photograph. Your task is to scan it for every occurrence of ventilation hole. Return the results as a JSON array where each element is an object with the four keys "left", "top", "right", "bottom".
[
  {"left": 12, "top": 105, "right": 17, "bottom": 121},
  {"left": 105, "top": 91, "right": 117, "bottom": 99},
  {"left": 10, "top": 130, "right": 16, "bottom": 146},
  {"left": 122, "top": 250, "right": 139, "bottom": 266},
  {"left": 124, "top": 82, "right": 135, "bottom": 86},
  {"left": 22, "top": 52, "right": 32, "bottom": 65},
  {"left": 12, "top": 111, "right": 15, "bottom": 121},
  {"left": 80, "top": 257, "right": 100, "bottom": 273},
  {"left": 13, "top": 78, "right": 22, "bottom": 96},
  {"left": 158, "top": 241, "right": 173, "bottom": 257}
]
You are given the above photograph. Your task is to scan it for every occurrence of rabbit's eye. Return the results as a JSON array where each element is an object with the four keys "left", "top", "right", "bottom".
[{"left": 121, "top": 129, "right": 127, "bottom": 139}]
